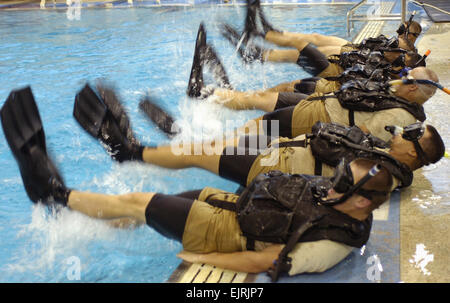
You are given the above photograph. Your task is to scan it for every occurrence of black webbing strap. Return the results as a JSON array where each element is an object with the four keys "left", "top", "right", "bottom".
[
  {"left": 205, "top": 198, "right": 237, "bottom": 212},
  {"left": 268, "top": 215, "right": 324, "bottom": 282},
  {"left": 314, "top": 157, "right": 322, "bottom": 175},
  {"left": 348, "top": 110, "right": 355, "bottom": 126},
  {"left": 272, "top": 139, "right": 308, "bottom": 149}
]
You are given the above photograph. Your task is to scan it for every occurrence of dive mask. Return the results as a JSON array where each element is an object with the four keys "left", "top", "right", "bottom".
[{"left": 385, "top": 122, "right": 430, "bottom": 166}]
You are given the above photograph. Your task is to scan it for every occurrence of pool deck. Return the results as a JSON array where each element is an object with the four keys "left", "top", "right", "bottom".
[
  {"left": 399, "top": 22, "right": 450, "bottom": 283},
  {"left": 1, "top": 1, "right": 449, "bottom": 284}
]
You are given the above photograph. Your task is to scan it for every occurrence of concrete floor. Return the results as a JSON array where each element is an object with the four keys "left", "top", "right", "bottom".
[{"left": 400, "top": 23, "right": 450, "bottom": 283}]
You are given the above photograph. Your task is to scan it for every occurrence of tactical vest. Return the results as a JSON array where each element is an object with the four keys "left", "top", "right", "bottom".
[
  {"left": 355, "top": 35, "right": 399, "bottom": 52},
  {"left": 206, "top": 170, "right": 372, "bottom": 281},
  {"left": 325, "top": 63, "right": 392, "bottom": 84},
  {"left": 329, "top": 48, "right": 395, "bottom": 71},
  {"left": 272, "top": 122, "right": 413, "bottom": 188},
  {"left": 310, "top": 80, "right": 426, "bottom": 126}
]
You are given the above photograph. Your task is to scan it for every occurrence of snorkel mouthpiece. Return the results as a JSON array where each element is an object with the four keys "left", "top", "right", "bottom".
[
  {"left": 368, "top": 164, "right": 381, "bottom": 177},
  {"left": 385, "top": 125, "right": 404, "bottom": 136}
]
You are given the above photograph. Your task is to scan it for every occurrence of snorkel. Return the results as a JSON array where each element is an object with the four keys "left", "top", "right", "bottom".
[
  {"left": 319, "top": 160, "right": 386, "bottom": 206},
  {"left": 397, "top": 12, "right": 417, "bottom": 40},
  {"left": 399, "top": 49, "right": 431, "bottom": 77},
  {"left": 388, "top": 76, "right": 450, "bottom": 95}
]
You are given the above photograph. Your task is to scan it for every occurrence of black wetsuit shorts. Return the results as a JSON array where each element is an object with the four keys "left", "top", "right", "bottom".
[
  {"left": 145, "top": 190, "right": 202, "bottom": 242},
  {"left": 297, "top": 43, "right": 330, "bottom": 76},
  {"left": 293, "top": 77, "right": 321, "bottom": 95},
  {"left": 218, "top": 135, "right": 274, "bottom": 186},
  {"left": 274, "top": 92, "right": 309, "bottom": 110}
]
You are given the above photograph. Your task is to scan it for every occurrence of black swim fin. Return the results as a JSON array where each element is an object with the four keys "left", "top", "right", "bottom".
[
  {"left": 203, "top": 44, "right": 233, "bottom": 90},
  {"left": 0, "top": 87, "right": 69, "bottom": 205},
  {"left": 96, "top": 82, "right": 139, "bottom": 146},
  {"left": 73, "top": 83, "right": 143, "bottom": 162},
  {"left": 220, "top": 23, "right": 264, "bottom": 64},
  {"left": 187, "top": 22, "right": 207, "bottom": 98},
  {"left": 139, "top": 97, "right": 180, "bottom": 138},
  {"left": 246, "top": 0, "right": 279, "bottom": 35},
  {"left": 245, "top": 0, "right": 262, "bottom": 39}
]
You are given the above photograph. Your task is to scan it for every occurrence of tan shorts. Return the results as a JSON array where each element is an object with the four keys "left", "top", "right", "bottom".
[
  {"left": 246, "top": 137, "right": 295, "bottom": 186},
  {"left": 317, "top": 62, "right": 344, "bottom": 78},
  {"left": 182, "top": 187, "right": 246, "bottom": 253},
  {"left": 314, "top": 78, "right": 341, "bottom": 94},
  {"left": 291, "top": 98, "right": 331, "bottom": 137}
]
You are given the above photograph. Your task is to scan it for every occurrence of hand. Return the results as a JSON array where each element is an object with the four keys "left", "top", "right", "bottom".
[{"left": 177, "top": 250, "right": 203, "bottom": 264}]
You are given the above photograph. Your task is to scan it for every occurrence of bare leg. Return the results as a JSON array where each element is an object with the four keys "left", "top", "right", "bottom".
[
  {"left": 277, "top": 31, "right": 349, "bottom": 48},
  {"left": 317, "top": 45, "right": 343, "bottom": 57},
  {"left": 263, "top": 49, "right": 300, "bottom": 63},
  {"left": 212, "top": 88, "right": 279, "bottom": 112},
  {"left": 265, "top": 31, "right": 310, "bottom": 51},
  {"left": 140, "top": 116, "right": 268, "bottom": 175},
  {"left": 265, "top": 79, "right": 302, "bottom": 93},
  {"left": 67, "top": 191, "right": 154, "bottom": 224},
  {"left": 142, "top": 144, "right": 223, "bottom": 174}
]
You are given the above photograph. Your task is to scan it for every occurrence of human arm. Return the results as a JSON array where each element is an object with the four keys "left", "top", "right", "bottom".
[{"left": 177, "top": 245, "right": 283, "bottom": 273}]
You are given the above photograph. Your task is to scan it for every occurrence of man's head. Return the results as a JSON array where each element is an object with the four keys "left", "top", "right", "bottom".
[
  {"left": 328, "top": 159, "right": 393, "bottom": 218},
  {"left": 383, "top": 35, "right": 416, "bottom": 66},
  {"left": 388, "top": 123, "right": 446, "bottom": 170},
  {"left": 397, "top": 20, "right": 422, "bottom": 45},
  {"left": 392, "top": 67, "right": 439, "bottom": 104}
]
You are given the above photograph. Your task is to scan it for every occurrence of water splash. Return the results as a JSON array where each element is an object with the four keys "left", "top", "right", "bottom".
[
  {"left": 67, "top": 0, "right": 82, "bottom": 21},
  {"left": 409, "top": 243, "right": 434, "bottom": 276}
]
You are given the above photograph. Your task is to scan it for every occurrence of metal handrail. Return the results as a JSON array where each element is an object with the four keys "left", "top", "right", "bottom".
[
  {"left": 347, "top": 0, "right": 406, "bottom": 36},
  {"left": 347, "top": 0, "right": 368, "bottom": 36}
]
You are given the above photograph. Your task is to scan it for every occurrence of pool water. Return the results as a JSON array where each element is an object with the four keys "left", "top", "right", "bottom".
[{"left": 0, "top": 5, "right": 364, "bottom": 282}]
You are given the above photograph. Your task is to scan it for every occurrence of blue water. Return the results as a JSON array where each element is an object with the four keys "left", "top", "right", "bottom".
[{"left": 0, "top": 5, "right": 363, "bottom": 282}]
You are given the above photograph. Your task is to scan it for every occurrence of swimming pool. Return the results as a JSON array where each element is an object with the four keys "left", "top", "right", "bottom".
[{"left": 0, "top": 4, "right": 368, "bottom": 282}]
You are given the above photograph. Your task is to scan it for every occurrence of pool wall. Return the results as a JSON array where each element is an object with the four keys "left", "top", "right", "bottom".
[{"left": 0, "top": 0, "right": 368, "bottom": 10}]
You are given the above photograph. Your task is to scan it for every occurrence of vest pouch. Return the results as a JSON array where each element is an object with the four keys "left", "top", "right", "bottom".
[
  {"left": 236, "top": 172, "right": 309, "bottom": 243},
  {"left": 309, "top": 122, "right": 369, "bottom": 166}
]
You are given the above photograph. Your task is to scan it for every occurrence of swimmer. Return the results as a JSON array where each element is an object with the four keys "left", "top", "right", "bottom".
[
  {"left": 69, "top": 83, "right": 445, "bottom": 195},
  {"left": 188, "top": 23, "right": 430, "bottom": 118},
  {"left": 228, "top": 0, "right": 421, "bottom": 59},
  {"left": 1, "top": 88, "right": 395, "bottom": 280},
  {"left": 69, "top": 82, "right": 445, "bottom": 192},
  {"left": 188, "top": 41, "right": 439, "bottom": 142},
  {"left": 220, "top": 1, "right": 423, "bottom": 94}
]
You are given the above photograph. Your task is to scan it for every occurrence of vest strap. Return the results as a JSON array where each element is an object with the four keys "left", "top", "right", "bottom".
[
  {"left": 273, "top": 139, "right": 308, "bottom": 148},
  {"left": 348, "top": 110, "right": 355, "bottom": 126},
  {"left": 205, "top": 198, "right": 237, "bottom": 212},
  {"left": 268, "top": 216, "right": 323, "bottom": 282},
  {"left": 314, "top": 157, "right": 323, "bottom": 175}
]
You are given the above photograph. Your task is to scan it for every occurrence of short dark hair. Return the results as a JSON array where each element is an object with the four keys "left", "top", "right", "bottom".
[
  {"left": 422, "top": 125, "right": 446, "bottom": 164},
  {"left": 408, "top": 21, "right": 422, "bottom": 35}
]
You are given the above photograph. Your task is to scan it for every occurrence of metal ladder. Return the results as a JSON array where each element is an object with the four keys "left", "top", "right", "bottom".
[{"left": 347, "top": 0, "right": 408, "bottom": 37}]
